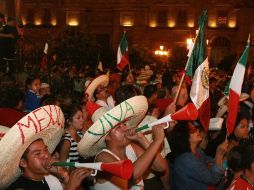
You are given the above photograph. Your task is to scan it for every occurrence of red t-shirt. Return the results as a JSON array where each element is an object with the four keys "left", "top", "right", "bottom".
[
  {"left": 154, "top": 97, "right": 173, "bottom": 113},
  {"left": 0, "top": 108, "right": 25, "bottom": 127},
  {"left": 227, "top": 176, "right": 253, "bottom": 190}
]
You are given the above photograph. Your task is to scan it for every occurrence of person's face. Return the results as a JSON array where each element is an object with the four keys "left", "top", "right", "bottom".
[
  {"left": 198, "top": 130, "right": 208, "bottom": 150},
  {"left": 126, "top": 73, "right": 134, "bottom": 84},
  {"left": 20, "top": 139, "right": 51, "bottom": 178},
  {"left": 188, "top": 124, "right": 202, "bottom": 146},
  {"left": 96, "top": 85, "right": 109, "bottom": 99},
  {"left": 70, "top": 110, "right": 84, "bottom": 131},
  {"left": 30, "top": 79, "right": 41, "bottom": 94},
  {"left": 234, "top": 118, "right": 249, "bottom": 140},
  {"left": 177, "top": 87, "right": 188, "bottom": 107},
  {"left": 108, "top": 123, "right": 130, "bottom": 145}
]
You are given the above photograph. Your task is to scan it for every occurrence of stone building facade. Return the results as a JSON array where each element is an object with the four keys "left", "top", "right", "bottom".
[{"left": 1, "top": 0, "right": 254, "bottom": 67}]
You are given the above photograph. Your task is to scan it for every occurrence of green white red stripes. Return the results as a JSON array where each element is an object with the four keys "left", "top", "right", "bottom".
[
  {"left": 117, "top": 32, "right": 129, "bottom": 71},
  {"left": 226, "top": 36, "right": 250, "bottom": 135},
  {"left": 186, "top": 10, "right": 210, "bottom": 131}
]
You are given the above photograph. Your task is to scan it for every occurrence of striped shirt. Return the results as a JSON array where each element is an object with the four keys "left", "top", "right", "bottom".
[{"left": 61, "top": 131, "right": 83, "bottom": 162}]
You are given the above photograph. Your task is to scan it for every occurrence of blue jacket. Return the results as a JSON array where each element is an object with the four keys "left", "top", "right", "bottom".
[
  {"left": 172, "top": 152, "right": 224, "bottom": 190},
  {"left": 24, "top": 90, "right": 41, "bottom": 112}
]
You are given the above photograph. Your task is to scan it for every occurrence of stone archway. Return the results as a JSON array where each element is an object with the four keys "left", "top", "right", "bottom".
[{"left": 210, "top": 36, "right": 232, "bottom": 68}]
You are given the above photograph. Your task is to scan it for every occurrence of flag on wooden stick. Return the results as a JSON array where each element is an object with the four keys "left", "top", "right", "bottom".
[{"left": 186, "top": 10, "right": 210, "bottom": 132}]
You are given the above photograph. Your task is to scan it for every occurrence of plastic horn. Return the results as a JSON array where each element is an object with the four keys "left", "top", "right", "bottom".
[
  {"left": 52, "top": 159, "right": 133, "bottom": 180},
  {"left": 136, "top": 103, "right": 198, "bottom": 132}
]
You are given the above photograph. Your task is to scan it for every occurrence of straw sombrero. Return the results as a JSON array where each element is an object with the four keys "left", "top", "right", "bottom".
[
  {"left": 0, "top": 105, "right": 65, "bottom": 188},
  {"left": 78, "top": 96, "right": 148, "bottom": 158},
  {"left": 85, "top": 75, "right": 109, "bottom": 101},
  {"left": 216, "top": 93, "right": 250, "bottom": 117}
]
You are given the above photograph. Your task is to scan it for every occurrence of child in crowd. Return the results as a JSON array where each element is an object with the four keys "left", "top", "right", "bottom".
[{"left": 24, "top": 75, "right": 41, "bottom": 113}]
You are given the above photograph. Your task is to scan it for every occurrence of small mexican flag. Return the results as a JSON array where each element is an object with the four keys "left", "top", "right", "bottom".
[
  {"left": 117, "top": 32, "right": 129, "bottom": 71},
  {"left": 186, "top": 10, "right": 210, "bottom": 132},
  {"left": 226, "top": 35, "right": 250, "bottom": 135}
]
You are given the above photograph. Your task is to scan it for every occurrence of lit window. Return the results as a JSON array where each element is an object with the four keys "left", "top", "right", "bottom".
[{"left": 120, "top": 12, "right": 134, "bottom": 27}]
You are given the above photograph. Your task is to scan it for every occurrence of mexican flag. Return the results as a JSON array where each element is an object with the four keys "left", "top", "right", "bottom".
[
  {"left": 186, "top": 11, "right": 210, "bottom": 132},
  {"left": 117, "top": 32, "right": 129, "bottom": 71},
  {"left": 226, "top": 35, "right": 250, "bottom": 135}
]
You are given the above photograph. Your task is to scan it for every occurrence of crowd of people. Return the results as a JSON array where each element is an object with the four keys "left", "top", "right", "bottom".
[{"left": 0, "top": 60, "right": 253, "bottom": 190}]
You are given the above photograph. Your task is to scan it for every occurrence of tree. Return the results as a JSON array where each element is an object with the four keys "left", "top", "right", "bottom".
[{"left": 51, "top": 27, "right": 98, "bottom": 68}]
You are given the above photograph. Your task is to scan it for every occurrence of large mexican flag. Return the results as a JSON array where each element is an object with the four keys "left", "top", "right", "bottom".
[{"left": 186, "top": 11, "right": 210, "bottom": 132}]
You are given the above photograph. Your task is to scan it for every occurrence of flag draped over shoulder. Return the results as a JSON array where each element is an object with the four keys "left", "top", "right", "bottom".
[
  {"left": 186, "top": 10, "right": 210, "bottom": 132},
  {"left": 39, "top": 42, "right": 48, "bottom": 73},
  {"left": 226, "top": 36, "right": 250, "bottom": 135},
  {"left": 117, "top": 32, "right": 129, "bottom": 71}
]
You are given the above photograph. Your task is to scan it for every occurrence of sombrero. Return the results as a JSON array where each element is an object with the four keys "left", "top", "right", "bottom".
[
  {"left": 216, "top": 93, "right": 250, "bottom": 117},
  {"left": 78, "top": 96, "right": 148, "bottom": 158},
  {"left": 0, "top": 105, "right": 65, "bottom": 188},
  {"left": 85, "top": 75, "right": 109, "bottom": 101}
]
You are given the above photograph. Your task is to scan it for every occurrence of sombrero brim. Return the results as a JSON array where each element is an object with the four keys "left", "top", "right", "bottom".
[
  {"left": 0, "top": 105, "right": 65, "bottom": 188},
  {"left": 85, "top": 75, "right": 109, "bottom": 101},
  {"left": 218, "top": 93, "right": 250, "bottom": 107},
  {"left": 78, "top": 96, "right": 148, "bottom": 158}
]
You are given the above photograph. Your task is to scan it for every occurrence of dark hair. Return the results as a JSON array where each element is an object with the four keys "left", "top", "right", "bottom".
[
  {"left": 0, "top": 87, "right": 25, "bottom": 108},
  {"left": 41, "top": 95, "right": 59, "bottom": 106},
  {"left": 115, "top": 85, "right": 139, "bottom": 105},
  {"left": 64, "top": 104, "right": 82, "bottom": 128},
  {"left": 241, "top": 141, "right": 254, "bottom": 170},
  {"left": 228, "top": 111, "right": 248, "bottom": 141},
  {"left": 144, "top": 84, "right": 157, "bottom": 99},
  {"left": 227, "top": 145, "right": 245, "bottom": 172},
  {"left": 25, "top": 74, "right": 41, "bottom": 92},
  {"left": 170, "top": 121, "right": 192, "bottom": 158},
  {"left": 21, "top": 139, "right": 44, "bottom": 160}
]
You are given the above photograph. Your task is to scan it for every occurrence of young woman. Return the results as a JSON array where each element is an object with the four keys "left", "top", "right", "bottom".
[
  {"left": 59, "top": 104, "right": 84, "bottom": 163},
  {"left": 170, "top": 121, "right": 228, "bottom": 190}
]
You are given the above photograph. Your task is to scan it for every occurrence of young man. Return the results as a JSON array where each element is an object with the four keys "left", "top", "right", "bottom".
[
  {"left": 78, "top": 96, "right": 167, "bottom": 190},
  {"left": 7, "top": 139, "right": 91, "bottom": 190},
  {"left": 85, "top": 74, "right": 115, "bottom": 110},
  {"left": 0, "top": 105, "right": 91, "bottom": 190}
]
